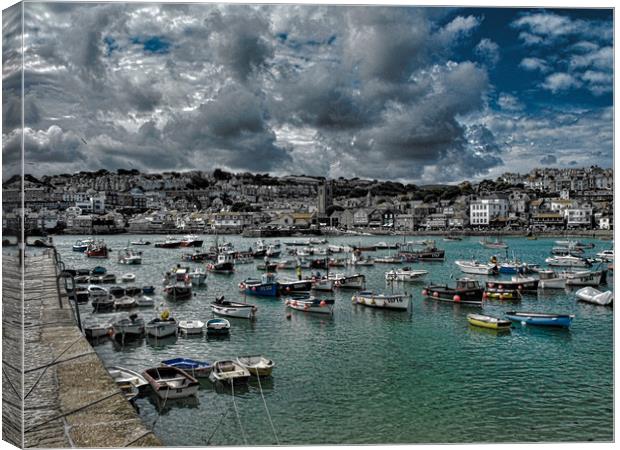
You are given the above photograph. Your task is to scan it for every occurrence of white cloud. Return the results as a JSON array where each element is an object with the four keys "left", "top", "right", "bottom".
[
  {"left": 436, "top": 15, "right": 481, "bottom": 45},
  {"left": 519, "top": 57, "right": 550, "bottom": 73},
  {"left": 497, "top": 93, "right": 524, "bottom": 111},
  {"left": 475, "top": 38, "right": 500, "bottom": 66},
  {"left": 541, "top": 72, "right": 582, "bottom": 93}
]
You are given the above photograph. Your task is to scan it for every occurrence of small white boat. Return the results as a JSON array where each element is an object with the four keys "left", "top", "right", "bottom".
[
  {"left": 121, "top": 273, "right": 136, "bottom": 283},
  {"left": 135, "top": 295, "right": 155, "bottom": 307},
  {"left": 328, "top": 273, "right": 366, "bottom": 289},
  {"left": 87, "top": 284, "right": 109, "bottom": 298},
  {"left": 374, "top": 256, "right": 403, "bottom": 264},
  {"left": 537, "top": 270, "right": 566, "bottom": 289},
  {"left": 596, "top": 249, "right": 614, "bottom": 261},
  {"left": 209, "top": 360, "right": 251, "bottom": 385},
  {"left": 351, "top": 291, "right": 411, "bottom": 310},
  {"left": 545, "top": 255, "right": 591, "bottom": 268},
  {"left": 385, "top": 267, "right": 428, "bottom": 282},
  {"left": 206, "top": 318, "right": 231, "bottom": 335},
  {"left": 575, "top": 287, "right": 613, "bottom": 306},
  {"left": 285, "top": 296, "right": 334, "bottom": 314},
  {"left": 83, "top": 320, "right": 111, "bottom": 338},
  {"left": 112, "top": 314, "right": 145, "bottom": 337},
  {"left": 143, "top": 366, "right": 199, "bottom": 399},
  {"left": 178, "top": 320, "right": 205, "bottom": 335},
  {"left": 211, "top": 296, "right": 257, "bottom": 320},
  {"left": 455, "top": 260, "right": 498, "bottom": 275},
  {"left": 311, "top": 278, "right": 334, "bottom": 292},
  {"left": 118, "top": 248, "right": 142, "bottom": 265},
  {"left": 236, "top": 355, "right": 275, "bottom": 377},
  {"left": 145, "top": 317, "right": 178, "bottom": 338},
  {"left": 107, "top": 366, "right": 149, "bottom": 391},
  {"left": 560, "top": 270, "right": 605, "bottom": 286}
]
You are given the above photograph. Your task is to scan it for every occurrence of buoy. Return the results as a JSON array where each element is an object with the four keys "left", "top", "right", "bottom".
[
  {"left": 498, "top": 284, "right": 503, "bottom": 290},
  {"left": 422, "top": 289, "right": 428, "bottom": 296},
  {"left": 518, "top": 285, "right": 523, "bottom": 290},
  {"left": 433, "top": 291, "right": 439, "bottom": 298},
  {"left": 320, "top": 300, "right": 327, "bottom": 307},
  {"left": 252, "top": 286, "right": 256, "bottom": 291},
  {"left": 482, "top": 292, "right": 489, "bottom": 299},
  {"left": 488, "top": 283, "right": 495, "bottom": 288},
  {"left": 453, "top": 295, "right": 461, "bottom": 302}
]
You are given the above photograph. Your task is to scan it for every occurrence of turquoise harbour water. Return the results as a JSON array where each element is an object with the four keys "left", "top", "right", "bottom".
[{"left": 52, "top": 235, "right": 613, "bottom": 445}]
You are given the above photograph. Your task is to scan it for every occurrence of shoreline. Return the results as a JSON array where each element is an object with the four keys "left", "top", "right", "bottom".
[{"left": 14, "top": 228, "right": 614, "bottom": 239}]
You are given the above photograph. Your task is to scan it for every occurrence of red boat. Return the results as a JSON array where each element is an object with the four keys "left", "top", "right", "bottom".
[{"left": 85, "top": 241, "right": 109, "bottom": 258}]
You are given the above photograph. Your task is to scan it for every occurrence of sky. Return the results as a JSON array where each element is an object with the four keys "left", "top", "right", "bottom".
[{"left": 1, "top": 3, "right": 614, "bottom": 183}]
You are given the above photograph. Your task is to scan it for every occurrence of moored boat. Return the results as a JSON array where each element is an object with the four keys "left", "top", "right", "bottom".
[
  {"left": 385, "top": 267, "right": 428, "bottom": 282},
  {"left": 130, "top": 239, "right": 151, "bottom": 246},
  {"left": 483, "top": 287, "right": 522, "bottom": 301},
  {"left": 467, "top": 313, "right": 512, "bottom": 330},
  {"left": 537, "top": 269, "right": 566, "bottom": 289},
  {"left": 121, "top": 273, "right": 136, "bottom": 283},
  {"left": 328, "top": 273, "right": 366, "bottom": 289},
  {"left": 206, "top": 318, "right": 231, "bottom": 335},
  {"left": 135, "top": 295, "right": 155, "bottom": 307},
  {"left": 72, "top": 238, "right": 94, "bottom": 252},
  {"left": 239, "top": 273, "right": 279, "bottom": 297},
  {"left": 178, "top": 320, "right": 205, "bottom": 335},
  {"left": 505, "top": 311, "right": 575, "bottom": 328},
  {"left": 485, "top": 276, "right": 539, "bottom": 292},
  {"left": 164, "top": 282, "right": 193, "bottom": 301},
  {"left": 560, "top": 269, "right": 606, "bottom": 287},
  {"left": 115, "top": 295, "right": 137, "bottom": 310},
  {"left": 455, "top": 260, "right": 498, "bottom": 275},
  {"left": 211, "top": 296, "right": 257, "bottom": 320},
  {"left": 145, "top": 316, "right": 178, "bottom": 338},
  {"left": 161, "top": 358, "right": 213, "bottom": 378},
  {"left": 107, "top": 366, "right": 149, "bottom": 392},
  {"left": 351, "top": 291, "right": 411, "bottom": 310},
  {"left": 84, "top": 319, "right": 112, "bottom": 338},
  {"left": 209, "top": 360, "right": 251, "bottom": 385},
  {"left": 206, "top": 252, "right": 235, "bottom": 274},
  {"left": 143, "top": 366, "right": 199, "bottom": 399},
  {"left": 545, "top": 255, "right": 592, "bottom": 268},
  {"left": 85, "top": 241, "right": 109, "bottom": 258},
  {"left": 575, "top": 287, "right": 613, "bottom": 306},
  {"left": 179, "top": 234, "right": 203, "bottom": 248},
  {"left": 154, "top": 236, "right": 182, "bottom": 248},
  {"left": 277, "top": 278, "right": 313, "bottom": 294},
  {"left": 118, "top": 248, "right": 142, "bottom": 265},
  {"left": 479, "top": 238, "right": 508, "bottom": 249},
  {"left": 236, "top": 355, "right": 275, "bottom": 377},
  {"left": 112, "top": 314, "right": 145, "bottom": 338},
  {"left": 285, "top": 295, "right": 334, "bottom": 314},
  {"left": 423, "top": 278, "right": 484, "bottom": 306}
]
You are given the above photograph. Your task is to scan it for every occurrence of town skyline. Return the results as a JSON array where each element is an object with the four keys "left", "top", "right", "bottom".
[{"left": 2, "top": 4, "right": 613, "bottom": 184}]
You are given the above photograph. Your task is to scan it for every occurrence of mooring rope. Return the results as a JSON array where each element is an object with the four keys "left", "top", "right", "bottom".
[
  {"left": 24, "top": 335, "right": 84, "bottom": 400},
  {"left": 255, "top": 372, "right": 280, "bottom": 445},
  {"left": 230, "top": 381, "right": 248, "bottom": 446}
]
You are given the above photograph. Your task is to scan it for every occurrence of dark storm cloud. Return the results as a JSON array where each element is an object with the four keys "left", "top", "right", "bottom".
[
  {"left": 205, "top": 8, "right": 274, "bottom": 82},
  {"left": 540, "top": 154, "right": 557, "bottom": 165},
  {"left": 14, "top": 4, "right": 611, "bottom": 182}
]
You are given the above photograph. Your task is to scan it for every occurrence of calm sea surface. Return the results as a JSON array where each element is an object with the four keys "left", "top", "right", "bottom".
[{"left": 51, "top": 234, "right": 613, "bottom": 445}]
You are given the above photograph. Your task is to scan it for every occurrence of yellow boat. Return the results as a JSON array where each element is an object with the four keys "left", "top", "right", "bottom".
[
  {"left": 483, "top": 288, "right": 521, "bottom": 300},
  {"left": 467, "top": 313, "right": 512, "bottom": 330}
]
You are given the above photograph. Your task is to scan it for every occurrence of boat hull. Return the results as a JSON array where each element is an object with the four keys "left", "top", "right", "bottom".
[
  {"left": 505, "top": 312, "right": 574, "bottom": 328},
  {"left": 467, "top": 314, "right": 512, "bottom": 330},
  {"left": 352, "top": 293, "right": 411, "bottom": 310},
  {"left": 211, "top": 303, "right": 256, "bottom": 319}
]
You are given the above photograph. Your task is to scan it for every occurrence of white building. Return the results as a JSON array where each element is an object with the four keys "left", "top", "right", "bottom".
[
  {"left": 469, "top": 197, "right": 509, "bottom": 226},
  {"left": 565, "top": 208, "right": 592, "bottom": 228}
]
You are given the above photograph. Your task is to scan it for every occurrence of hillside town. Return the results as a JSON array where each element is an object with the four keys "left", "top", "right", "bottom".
[{"left": 2, "top": 166, "right": 613, "bottom": 236}]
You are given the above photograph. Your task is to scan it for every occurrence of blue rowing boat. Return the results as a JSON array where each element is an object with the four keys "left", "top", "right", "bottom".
[
  {"left": 240, "top": 273, "right": 279, "bottom": 297},
  {"left": 505, "top": 311, "right": 575, "bottom": 328},
  {"left": 161, "top": 358, "right": 213, "bottom": 378}
]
